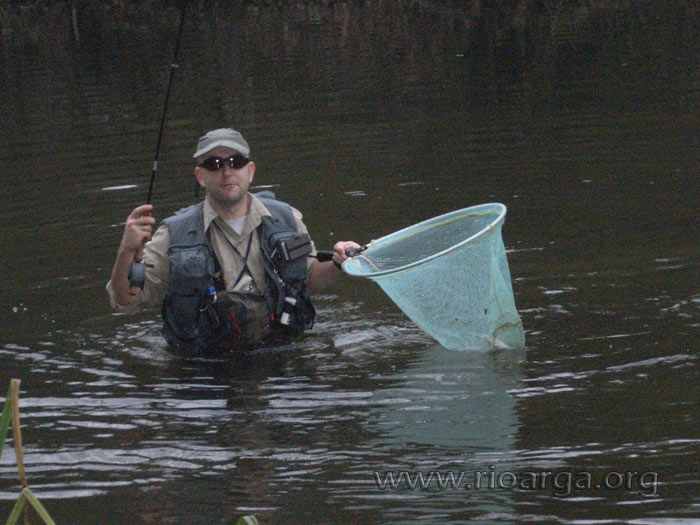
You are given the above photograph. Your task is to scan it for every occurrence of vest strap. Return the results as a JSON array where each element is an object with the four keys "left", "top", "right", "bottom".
[{"left": 211, "top": 220, "right": 255, "bottom": 289}]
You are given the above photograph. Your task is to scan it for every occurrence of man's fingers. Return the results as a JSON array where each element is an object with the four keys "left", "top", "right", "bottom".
[
  {"left": 121, "top": 207, "right": 155, "bottom": 252},
  {"left": 130, "top": 223, "right": 152, "bottom": 236},
  {"left": 333, "top": 241, "right": 362, "bottom": 261},
  {"left": 128, "top": 204, "right": 154, "bottom": 219},
  {"left": 126, "top": 207, "right": 156, "bottom": 229}
]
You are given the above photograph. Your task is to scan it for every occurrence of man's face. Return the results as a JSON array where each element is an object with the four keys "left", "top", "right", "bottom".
[{"left": 194, "top": 146, "right": 255, "bottom": 206}]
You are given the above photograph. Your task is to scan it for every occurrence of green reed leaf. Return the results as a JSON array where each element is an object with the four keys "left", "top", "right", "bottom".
[
  {"left": 5, "top": 492, "right": 26, "bottom": 525},
  {"left": 0, "top": 384, "right": 13, "bottom": 460},
  {"left": 235, "top": 516, "right": 260, "bottom": 525},
  {"left": 22, "top": 488, "right": 56, "bottom": 525}
]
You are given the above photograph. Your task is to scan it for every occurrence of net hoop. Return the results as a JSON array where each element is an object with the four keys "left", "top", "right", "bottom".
[{"left": 343, "top": 203, "right": 507, "bottom": 279}]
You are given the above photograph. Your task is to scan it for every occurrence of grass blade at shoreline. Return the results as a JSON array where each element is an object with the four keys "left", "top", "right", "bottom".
[{"left": 0, "top": 384, "right": 12, "bottom": 459}]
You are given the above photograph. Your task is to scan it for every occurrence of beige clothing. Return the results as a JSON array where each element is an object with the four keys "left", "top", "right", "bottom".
[{"left": 107, "top": 193, "right": 316, "bottom": 316}]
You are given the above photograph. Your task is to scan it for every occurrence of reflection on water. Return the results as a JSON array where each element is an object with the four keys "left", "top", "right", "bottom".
[
  {"left": 360, "top": 347, "right": 524, "bottom": 522},
  {"left": 1, "top": 1, "right": 699, "bottom": 523},
  {"left": 369, "top": 347, "right": 522, "bottom": 450}
]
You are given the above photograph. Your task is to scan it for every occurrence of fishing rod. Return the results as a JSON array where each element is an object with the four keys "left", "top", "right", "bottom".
[
  {"left": 129, "top": 0, "right": 187, "bottom": 290},
  {"left": 146, "top": 0, "right": 187, "bottom": 204}
]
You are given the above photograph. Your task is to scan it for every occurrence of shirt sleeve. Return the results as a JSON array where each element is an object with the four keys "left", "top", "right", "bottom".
[{"left": 106, "top": 224, "right": 170, "bottom": 313}]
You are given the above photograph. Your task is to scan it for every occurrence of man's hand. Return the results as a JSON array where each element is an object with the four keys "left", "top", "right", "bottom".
[
  {"left": 110, "top": 204, "right": 155, "bottom": 306},
  {"left": 306, "top": 240, "right": 362, "bottom": 294},
  {"left": 120, "top": 204, "right": 155, "bottom": 254},
  {"left": 332, "top": 241, "right": 363, "bottom": 268}
]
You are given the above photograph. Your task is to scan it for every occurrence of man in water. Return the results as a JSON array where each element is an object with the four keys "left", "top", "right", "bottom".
[{"left": 107, "top": 127, "right": 360, "bottom": 354}]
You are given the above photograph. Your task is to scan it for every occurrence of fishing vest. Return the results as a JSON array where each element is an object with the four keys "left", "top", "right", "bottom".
[{"left": 160, "top": 192, "right": 315, "bottom": 354}]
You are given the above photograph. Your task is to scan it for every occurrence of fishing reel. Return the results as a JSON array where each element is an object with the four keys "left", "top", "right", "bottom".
[
  {"left": 128, "top": 260, "right": 146, "bottom": 290},
  {"left": 128, "top": 259, "right": 153, "bottom": 290}
]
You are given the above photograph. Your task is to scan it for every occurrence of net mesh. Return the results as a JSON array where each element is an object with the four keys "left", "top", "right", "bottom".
[{"left": 343, "top": 203, "right": 525, "bottom": 351}]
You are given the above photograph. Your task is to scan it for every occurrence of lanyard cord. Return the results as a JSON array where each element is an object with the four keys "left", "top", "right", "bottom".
[{"left": 211, "top": 220, "right": 255, "bottom": 289}]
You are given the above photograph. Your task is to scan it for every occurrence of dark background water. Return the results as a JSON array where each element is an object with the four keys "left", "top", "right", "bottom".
[{"left": 0, "top": 1, "right": 698, "bottom": 523}]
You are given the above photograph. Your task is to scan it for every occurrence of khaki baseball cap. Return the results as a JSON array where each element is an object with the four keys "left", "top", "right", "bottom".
[{"left": 193, "top": 128, "right": 251, "bottom": 159}]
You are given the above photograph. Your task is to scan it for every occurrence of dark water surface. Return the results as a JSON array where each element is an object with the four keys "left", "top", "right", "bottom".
[{"left": 1, "top": 2, "right": 699, "bottom": 523}]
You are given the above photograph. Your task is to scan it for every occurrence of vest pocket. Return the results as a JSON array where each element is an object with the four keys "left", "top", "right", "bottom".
[
  {"left": 162, "top": 292, "right": 205, "bottom": 342},
  {"left": 163, "top": 244, "right": 215, "bottom": 347}
]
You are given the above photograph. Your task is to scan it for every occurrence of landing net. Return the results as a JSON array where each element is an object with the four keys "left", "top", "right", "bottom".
[{"left": 342, "top": 203, "right": 525, "bottom": 351}]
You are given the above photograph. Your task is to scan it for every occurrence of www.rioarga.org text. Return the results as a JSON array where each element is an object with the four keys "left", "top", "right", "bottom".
[{"left": 373, "top": 467, "right": 658, "bottom": 498}]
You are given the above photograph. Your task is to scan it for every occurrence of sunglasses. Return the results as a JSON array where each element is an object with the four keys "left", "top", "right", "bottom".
[{"left": 199, "top": 154, "right": 250, "bottom": 171}]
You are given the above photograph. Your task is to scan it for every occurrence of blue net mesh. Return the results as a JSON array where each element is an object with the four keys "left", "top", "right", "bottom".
[{"left": 343, "top": 203, "right": 525, "bottom": 351}]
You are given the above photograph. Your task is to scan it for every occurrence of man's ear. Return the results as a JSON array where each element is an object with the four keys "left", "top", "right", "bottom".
[
  {"left": 194, "top": 167, "right": 205, "bottom": 187},
  {"left": 247, "top": 161, "right": 256, "bottom": 183}
]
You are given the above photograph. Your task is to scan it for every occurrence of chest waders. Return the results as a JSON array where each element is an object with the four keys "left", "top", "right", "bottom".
[{"left": 160, "top": 193, "right": 315, "bottom": 355}]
